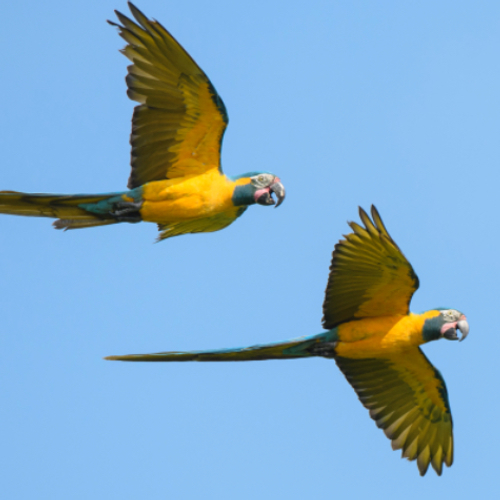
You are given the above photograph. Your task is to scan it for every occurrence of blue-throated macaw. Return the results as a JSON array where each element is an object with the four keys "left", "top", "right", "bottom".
[
  {"left": 106, "top": 206, "right": 469, "bottom": 475},
  {"left": 0, "top": 3, "right": 285, "bottom": 241}
]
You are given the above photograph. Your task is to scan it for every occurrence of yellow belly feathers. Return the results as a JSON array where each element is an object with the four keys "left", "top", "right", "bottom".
[
  {"left": 140, "top": 171, "right": 236, "bottom": 224},
  {"left": 335, "top": 310, "right": 442, "bottom": 359}
]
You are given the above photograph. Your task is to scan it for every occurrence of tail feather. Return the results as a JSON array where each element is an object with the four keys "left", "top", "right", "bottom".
[
  {"left": 105, "top": 333, "right": 329, "bottom": 362},
  {"left": 0, "top": 190, "right": 134, "bottom": 229},
  {"left": 53, "top": 218, "right": 118, "bottom": 230}
]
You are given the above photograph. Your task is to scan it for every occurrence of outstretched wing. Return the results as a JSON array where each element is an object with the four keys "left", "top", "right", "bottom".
[
  {"left": 322, "top": 206, "right": 419, "bottom": 329},
  {"left": 110, "top": 3, "right": 229, "bottom": 189},
  {"left": 335, "top": 349, "right": 453, "bottom": 476}
]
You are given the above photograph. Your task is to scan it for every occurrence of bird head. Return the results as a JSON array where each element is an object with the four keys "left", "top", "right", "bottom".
[
  {"left": 231, "top": 172, "right": 286, "bottom": 207},
  {"left": 423, "top": 309, "right": 470, "bottom": 342}
]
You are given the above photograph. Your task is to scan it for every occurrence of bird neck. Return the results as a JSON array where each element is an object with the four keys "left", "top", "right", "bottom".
[
  {"left": 421, "top": 310, "right": 445, "bottom": 343},
  {"left": 231, "top": 182, "right": 256, "bottom": 206}
]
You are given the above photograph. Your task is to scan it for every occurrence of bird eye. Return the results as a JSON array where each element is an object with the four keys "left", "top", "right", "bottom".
[
  {"left": 258, "top": 175, "right": 265, "bottom": 183},
  {"left": 442, "top": 309, "right": 457, "bottom": 321}
]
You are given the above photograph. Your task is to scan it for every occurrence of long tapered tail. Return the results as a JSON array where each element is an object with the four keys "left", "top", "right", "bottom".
[
  {"left": 105, "top": 333, "right": 334, "bottom": 362},
  {"left": 0, "top": 190, "right": 140, "bottom": 230}
]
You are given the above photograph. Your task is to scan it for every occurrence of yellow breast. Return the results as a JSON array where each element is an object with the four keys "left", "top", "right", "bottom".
[
  {"left": 335, "top": 311, "right": 441, "bottom": 359},
  {"left": 140, "top": 171, "right": 236, "bottom": 224}
]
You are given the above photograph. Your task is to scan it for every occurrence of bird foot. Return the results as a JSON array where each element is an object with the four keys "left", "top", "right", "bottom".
[
  {"left": 111, "top": 200, "right": 142, "bottom": 223},
  {"left": 307, "top": 342, "right": 337, "bottom": 358}
]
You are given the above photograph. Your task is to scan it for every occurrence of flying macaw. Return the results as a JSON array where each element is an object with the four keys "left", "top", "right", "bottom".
[
  {"left": 106, "top": 206, "right": 469, "bottom": 476},
  {"left": 0, "top": 3, "right": 285, "bottom": 241}
]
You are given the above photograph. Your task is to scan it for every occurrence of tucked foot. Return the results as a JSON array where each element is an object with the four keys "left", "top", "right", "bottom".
[
  {"left": 307, "top": 341, "right": 337, "bottom": 358},
  {"left": 111, "top": 200, "right": 142, "bottom": 223}
]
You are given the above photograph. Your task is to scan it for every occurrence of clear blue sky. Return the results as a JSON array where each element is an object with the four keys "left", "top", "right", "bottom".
[{"left": 1, "top": 0, "right": 498, "bottom": 498}]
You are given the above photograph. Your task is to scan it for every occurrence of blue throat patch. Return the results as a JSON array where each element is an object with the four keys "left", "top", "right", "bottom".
[
  {"left": 232, "top": 183, "right": 257, "bottom": 206},
  {"left": 422, "top": 315, "right": 444, "bottom": 343}
]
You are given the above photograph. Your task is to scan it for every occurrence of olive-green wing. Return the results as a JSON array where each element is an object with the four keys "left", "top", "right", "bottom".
[
  {"left": 110, "top": 3, "right": 228, "bottom": 189},
  {"left": 335, "top": 349, "right": 453, "bottom": 476},
  {"left": 322, "top": 206, "right": 419, "bottom": 329}
]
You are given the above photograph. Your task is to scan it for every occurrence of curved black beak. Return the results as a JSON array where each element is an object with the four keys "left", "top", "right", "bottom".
[
  {"left": 256, "top": 191, "right": 275, "bottom": 206},
  {"left": 443, "top": 328, "right": 459, "bottom": 341},
  {"left": 442, "top": 317, "right": 470, "bottom": 342},
  {"left": 269, "top": 180, "right": 286, "bottom": 208}
]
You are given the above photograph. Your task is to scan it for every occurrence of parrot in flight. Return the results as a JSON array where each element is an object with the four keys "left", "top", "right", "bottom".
[
  {"left": 0, "top": 3, "right": 285, "bottom": 241},
  {"left": 106, "top": 206, "right": 469, "bottom": 476}
]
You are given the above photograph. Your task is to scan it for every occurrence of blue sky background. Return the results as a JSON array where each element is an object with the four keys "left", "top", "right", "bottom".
[{"left": 1, "top": 0, "right": 498, "bottom": 498}]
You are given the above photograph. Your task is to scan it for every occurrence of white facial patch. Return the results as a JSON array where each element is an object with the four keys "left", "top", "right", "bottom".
[
  {"left": 251, "top": 174, "right": 274, "bottom": 188},
  {"left": 441, "top": 309, "right": 462, "bottom": 322}
]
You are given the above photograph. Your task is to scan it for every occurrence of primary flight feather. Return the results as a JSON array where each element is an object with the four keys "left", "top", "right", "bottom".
[
  {"left": 0, "top": 3, "right": 285, "bottom": 241},
  {"left": 107, "top": 206, "right": 469, "bottom": 476}
]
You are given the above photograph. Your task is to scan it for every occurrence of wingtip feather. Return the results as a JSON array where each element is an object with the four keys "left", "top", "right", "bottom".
[{"left": 128, "top": 2, "right": 151, "bottom": 30}]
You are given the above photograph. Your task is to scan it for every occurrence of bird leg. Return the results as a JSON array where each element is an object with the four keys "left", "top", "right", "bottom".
[
  {"left": 307, "top": 341, "right": 337, "bottom": 358},
  {"left": 111, "top": 200, "right": 143, "bottom": 223}
]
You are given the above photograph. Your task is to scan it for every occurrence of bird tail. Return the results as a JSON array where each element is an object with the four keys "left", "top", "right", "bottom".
[
  {"left": 0, "top": 190, "right": 142, "bottom": 230},
  {"left": 105, "top": 333, "right": 329, "bottom": 362}
]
